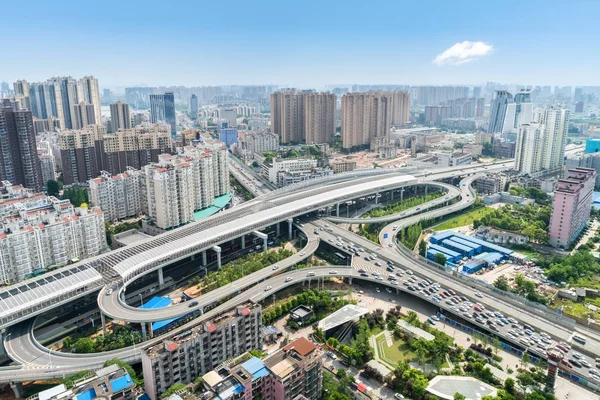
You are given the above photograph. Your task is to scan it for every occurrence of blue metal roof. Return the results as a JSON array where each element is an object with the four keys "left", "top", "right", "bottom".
[
  {"left": 429, "top": 244, "right": 460, "bottom": 257},
  {"left": 431, "top": 231, "right": 454, "bottom": 242},
  {"left": 77, "top": 389, "right": 96, "bottom": 400},
  {"left": 434, "top": 231, "right": 512, "bottom": 255},
  {"left": 441, "top": 239, "right": 474, "bottom": 253},
  {"left": 241, "top": 357, "right": 270, "bottom": 380},
  {"left": 110, "top": 373, "right": 134, "bottom": 392},
  {"left": 447, "top": 236, "right": 481, "bottom": 250}
]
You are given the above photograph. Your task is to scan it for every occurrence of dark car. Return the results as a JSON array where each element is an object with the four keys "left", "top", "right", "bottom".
[
  {"left": 188, "top": 301, "right": 199, "bottom": 308},
  {"left": 570, "top": 359, "right": 582, "bottom": 368},
  {"left": 360, "top": 273, "right": 369, "bottom": 277}
]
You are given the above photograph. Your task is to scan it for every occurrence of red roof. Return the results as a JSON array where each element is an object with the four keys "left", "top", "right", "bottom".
[
  {"left": 167, "top": 342, "right": 178, "bottom": 352},
  {"left": 241, "top": 307, "right": 250, "bottom": 316},
  {"left": 357, "top": 383, "right": 366, "bottom": 392},
  {"left": 207, "top": 324, "right": 216, "bottom": 333},
  {"left": 283, "top": 337, "right": 317, "bottom": 356},
  {"left": 156, "top": 168, "right": 167, "bottom": 173}
]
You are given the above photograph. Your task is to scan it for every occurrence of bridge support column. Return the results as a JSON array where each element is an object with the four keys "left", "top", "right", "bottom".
[
  {"left": 10, "top": 382, "right": 23, "bottom": 398},
  {"left": 241, "top": 235, "right": 245, "bottom": 249},
  {"left": 288, "top": 218, "right": 293, "bottom": 239},
  {"left": 252, "top": 231, "right": 268, "bottom": 252},
  {"left": 425, "top": 185, "right": 428, "bottom": 195},
  {"left": 213, "top": 246, "right": 222, "bottom": 268},
  {"left": 191, "top": 254, "right": 195, "bottom": 261},
  {"left": 158, "top": 267, "right": 164, "bottom": 286},
  {"left": 141, "top": 323, "right": 147, "bottom": 341},
  {"left": 100, "top": 312, "right": 107, "bottom": 336},
  {"left": 149, "top": 322, "right": 154, "bottom": 338},
  {"left": 375, "top": 192, "right": 379, "bottom": 205},
  {"left": 348, "top": 277, "right": 352, "bottom": 285},
  {"left": 391, "top": 190, "right": 394, "bottom": 202},
  {"left": 276, "top": 222, "right": 280, "bottom": 237},
  {"left": 202, "top": 250, "right": 207, "bottom": 266},
  {"left": 198, "top": 306, "right": 204, "bottom": 315},
  {"left": 401, "top": 189, "right": 404, "bottom": 201},
  {"left": 336, "top": 203, "right": 340, "bottom": 217}
]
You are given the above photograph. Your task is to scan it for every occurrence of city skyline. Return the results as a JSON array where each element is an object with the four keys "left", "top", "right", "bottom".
[{"left": 1, "top": 0, "right": 598, "bottom": 88}]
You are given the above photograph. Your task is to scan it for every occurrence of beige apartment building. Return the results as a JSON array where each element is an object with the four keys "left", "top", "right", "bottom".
[{"left": 341, "top": 91, "right": 393, "bottom": 151}]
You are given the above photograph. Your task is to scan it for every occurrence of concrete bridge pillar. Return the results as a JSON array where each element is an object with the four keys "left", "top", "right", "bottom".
[
  {"left": 391, "top": 189, "right": 394, "bottom": 202},
  {"left": 401, "top": 189, "right": 404, "bottom": 201},
  {"left": 10, "top": 382, "right": 23, "bottom": 398},
  {"left": 101, "top": 312, "right": 107, "bottom": 336},
  {"left": 288, "top": 218, "right": 293, "bottom": 239},
  {"left": 148, "top": 322, "right": 154, "bottom": 338},
  {"left": 141, "top": 323, "right": 147, "bottom": 341},
  {"left": 198, "top": 306, "right": 204, "bottom": 315},
  {"left": 425, "top": 185, "right": 428, "bottom": 195},
  {"left": 253, "top": 231, "right": 268, "bottom": 252},
  {"left": 202, "top": 250, "right": 207, "bottom": 266},
  {"left": 375, "top": 192, "right": 379, "bottom": 205},
  {"left": 276, "top": 223, "right": 280, "bottom": 237},
  {"left": 348, "top": 277, "right": 353, "bottom": 285},
  {"left": 336, "top": 203, "right": 340, "bottom": 217},
  {"left": 191, "top": 254, "right": 195, "bottom": 261},
  {"left": 241, "top": 235, "right": 245, "bottom": 249},
  {"left": 158, "top": 267, "right": 164, "bottom": 286},
  {"left": 212, "top": 246, "right": 222, "bottom": 268}
]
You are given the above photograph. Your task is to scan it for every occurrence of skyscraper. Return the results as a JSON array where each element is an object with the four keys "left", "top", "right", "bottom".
[
  {"left": 77, "top": 76, "right": 102, "bottom": 125},
  {"left": 71, "top": 102, "right": 96, "bottom": 129},
  {"left": 537, "top": 106, "right": 570, "bottom": 172},
  {"left": 13, "top": 80, "right": 30, "bottom": 110},
  {"left": 341, "top": 91, "right": 392, "bottom": 152},
  {"left": 55, "top": 76, "right": 79, "bottom": 129},
  {"left": 0, "top": 103, "right": 44, "bottom": 191},
  {"left": 189, "top": 94, "right": 198, "bottom": 117},
  {"left": 514, "top": 123, "right": 543, "bottom": 174},
  {"left": 270, "top": 90, "right": 305, "bottom": 144},
  {"left": 221, "top": 107, "right": 237, "bottom": 129},
  {"left": 150, "top": 93, "right": 176, "bottom": 136},
  {"left": 110, "top": 101, "right": 131, "bottom": 132},
  {"left": 304, "top": 92, "right": 336, "bottom": 144},
  {"left": 59, "top": 124, "right": 105, "bottom": 185},
  {"left": 390, "top": 91, "right": 410, "bottom": 126},
  {"left": 487, "top": 90, "right": 513, "bottom": 133}
]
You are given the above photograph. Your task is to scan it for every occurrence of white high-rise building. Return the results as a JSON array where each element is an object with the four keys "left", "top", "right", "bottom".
[
  {"left": 77, "top": 76, "right": 102, "bottom": 126},
  {"left": 537, "top": 106, "right": 570, "bottom": 172},
  {"left": 0, "top": 182, "right": 106, "bottom": 284},
  {"left": 145, "top": 154, "right": 195, "bottom": 230},
  {"left": 89, "top": 168, "right": 146, "bottom": 221},
  {"left": 514, "top": 123, "right": 544, "bottom": 174}
]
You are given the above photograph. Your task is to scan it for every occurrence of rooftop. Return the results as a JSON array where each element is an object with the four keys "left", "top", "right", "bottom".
[
  {"left": 318, "top": 304, "right": 369, "bottom": 331},
  {"left": 426, "top": 375, "right": 497, "bottom": 400}
]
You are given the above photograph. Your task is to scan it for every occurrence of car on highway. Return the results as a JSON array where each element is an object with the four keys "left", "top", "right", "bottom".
[
  {"left": 285, "top": 277, "right": 293, "bottom": 282},
  {"left": 329, "top": 270, "right": 338, "bottom": 274},
  {"left": 188, "top": 301, "right": 199, "bottom": 308},
  {"left": 264, "top": 286, "right": 272, "bottom": 291},
  {"left": 106, "top": 288, "right": 113, "bottom": 296},
  {"left": 272, "top": 265, "right": 279, "bottom": 270},
  {"left": 360, "top": 273, "right": 369, "bottom": 277},
  {"left": 307, "top": 272, "right": 316, "bottom": 277},
  {"left": 376, "top": 287, "right": 381, "bottom": 293}
]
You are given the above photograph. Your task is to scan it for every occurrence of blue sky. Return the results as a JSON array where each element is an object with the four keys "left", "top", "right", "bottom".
[{"left": 1, "top": 0, "right": 597, "bottom": 89}]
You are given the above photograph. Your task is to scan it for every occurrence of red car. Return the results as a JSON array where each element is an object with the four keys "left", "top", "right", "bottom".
[
  {"left": 555, "top": 345, "right": 569, "bottom": 353},
  {"left": 560, "top": 359, "right": 573, "bottom": 368},
  {"left": 474, "top": 306, "right": 483, "bottom": 312}
]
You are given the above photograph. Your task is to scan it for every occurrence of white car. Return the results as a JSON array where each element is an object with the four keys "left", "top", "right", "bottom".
[
  {"left": 264, "top": 286, "right": 272, "bottom": 291},
  {"left": 329, "top": 270, "right": 338, "bottom": 274},
  {"left": 376, "top": 287, "right": 381, "bottom": 293},
  {"left": 285, "top": 277, "right": 293, "bottom": 282},
  {"left": 272, "top": 265, "right": 279, "bottom": 270},
  {"left": 475, "top": 291, "right": 483, "bottom": 298}
]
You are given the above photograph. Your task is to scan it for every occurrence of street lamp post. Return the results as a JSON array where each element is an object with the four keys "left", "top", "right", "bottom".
[
  {"left": 139, "top": 293, "right": 144, "bottom": 306},
  {"left": 131, "top": 334, "right": 136, "bottom": 350}
]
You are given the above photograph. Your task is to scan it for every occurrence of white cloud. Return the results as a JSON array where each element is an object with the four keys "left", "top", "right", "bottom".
[{"left": 433, "top": 41, "right": 493, "bottom": 65}]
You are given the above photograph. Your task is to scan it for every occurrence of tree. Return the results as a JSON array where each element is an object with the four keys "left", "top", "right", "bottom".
[
  {"left": 521, "top": 352, "right": 531, "bottom": 368},
  {"left": 504, "top": 377, "right": 516, "bottom": 394},
  {"left": 63, "top": 336, "right": 73, "bottom": 349},
  {"left": 327, "top": 337, "right": 339, "bottom": 348},
  {"left": 454, "top": 393, "right": 466, "bottom": 400},
  {"left": 493, "top": 275, "right": 509, "bottom": 291},
  {"left": 434, "top": 253, "right": 447, "bottom": 266},
  {"left": 252, "top": 161, "right": 260, "bottom": 168},
  {"left": 482, "top": 141, "right": 493, "bottom": 156},
  {"left": 72, "top": 337, "right": 95, "bottom": 353},
  {"left": 47, "top": 180, "right": 60, "bottom": 197},
  {"left": 418, "top": 240, "right": 427, "bottom": 257}
]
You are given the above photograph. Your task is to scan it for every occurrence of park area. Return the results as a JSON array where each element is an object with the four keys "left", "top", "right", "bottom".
[
  {"left": 374, "top": 331, "right": 415, "bottom": 368},
  {"left": 434, "top": 206, "right": 495, "bottom": 231}
]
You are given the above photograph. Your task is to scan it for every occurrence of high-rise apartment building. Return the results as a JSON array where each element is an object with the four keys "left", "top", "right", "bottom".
[
  {"left": 141, "top": 304, "right": 263, "bottom": 400},
  {"left": 77, "top": 76, "right": 102, "bottom": 125},
  {"left": 110, "top": 101, "right": 131, "bottom": 132},
  {"left": 58, "top": 124, "right": 106, "bottom": 185},
  {"left": 341, "top": 91, "right": 392, "bottom": 152},
  {"left": 13, "top": 80, "right": 31, "bottom": 110},
  {"left": 89, "top": 168, "right": 146, "bottom": 221},
  {"left": 38, "top": 140, "right": 56, "bottom": 187},
  {"left": 149, "top": 93, "right": 176, "bottom": 136},
  {"left": 0, "top": 181, "right": 106, "bottom": 284},
  {"left": 514, "top": 123, "right": 544, "bottom": 174},
  {"left": 103, "top": 124, "right": 172, "bottom": 175},
  {"left": 390, "top": 91, "right": 410, "bottom": 126},
  {"left": 537, "top": 106, "right": 569, "bottom": 172},
  {"left": 237, "top": 133, "right": 279, "bottom": 158},
  {"left": 221, "top": 108, "right": 237, "bottom": 129},
  {"left": 71, "top": 102, "right": 96, "bottom": 129},
  {"left": 0, "top": 103, "right": 44, "bottom": 191},
  {"left": 270, "top": 91, "right": 335, "bottom": 144},
  {"left": 304, "top": 92, "right": 336, "bottom": 144},
  {"left": 54, "top": 76, "right": 79, "bottom": 129},
  {"left": 549, "top": 168, "right": 596, "bottom": 248}
]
